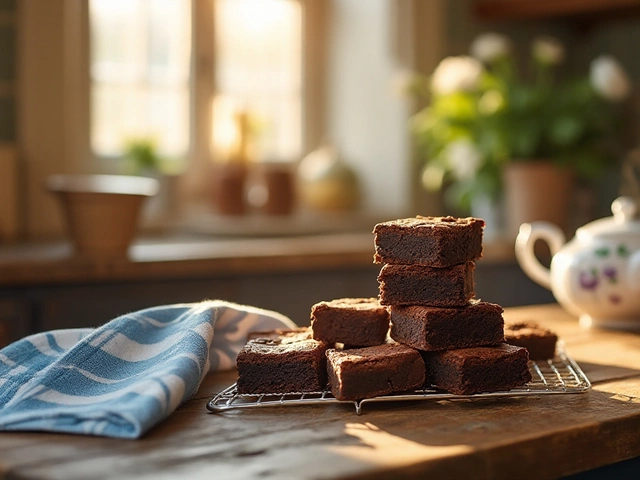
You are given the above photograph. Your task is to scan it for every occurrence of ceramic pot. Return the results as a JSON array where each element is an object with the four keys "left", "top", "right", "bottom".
[
  {"left": 47, "top": 174, "right": 159, "bottom": 257},
  {"left": 297, "top": 143, "right": 360, "bottom": 212},
  {"left": 248, "top": 163, "right": 296, "bottom": 216},
  {"left": 212, "top": 163, "right": 248, "bottom": 216},
  {"left": 503, "top": 160, "right": 573, "bottom": 239}
]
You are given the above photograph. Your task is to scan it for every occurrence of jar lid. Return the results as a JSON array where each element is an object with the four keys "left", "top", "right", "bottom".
[{"left": 576, "top": 197, "right": 640, "bottom": 240}]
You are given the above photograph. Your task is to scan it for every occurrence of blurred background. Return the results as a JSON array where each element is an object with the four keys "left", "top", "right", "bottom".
[{"left": 0, "top": 0, "right": 638, "bottom": 344}]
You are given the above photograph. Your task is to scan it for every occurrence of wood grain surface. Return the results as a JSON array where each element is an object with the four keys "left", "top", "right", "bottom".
[{"left": 2, "top": 304, "right": 640, "bottom": 479}]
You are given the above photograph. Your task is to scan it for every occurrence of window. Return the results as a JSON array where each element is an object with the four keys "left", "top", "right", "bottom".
[
  {"left": 89, "top": 0, "right": 304, "bottom": 165},
  {"left": 89, "top": 0, "right": 192, "bottom": 159},
  {"left": 212, "top": 0, "right": 302, "bottom": 162}
]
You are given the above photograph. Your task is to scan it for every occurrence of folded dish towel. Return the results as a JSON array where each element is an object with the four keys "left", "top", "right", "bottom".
[{"left": 0, "top": 300, "right": 296, "bottom": 439}]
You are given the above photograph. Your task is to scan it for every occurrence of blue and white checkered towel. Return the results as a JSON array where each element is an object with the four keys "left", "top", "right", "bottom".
[{"left": 0, "top": 300, "right": 296, "bottom": 438}]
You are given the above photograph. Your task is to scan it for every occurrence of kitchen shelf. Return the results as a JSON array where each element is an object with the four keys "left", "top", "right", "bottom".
[{"left": 475, "top": 0, "right": 640, "bottom": 23}]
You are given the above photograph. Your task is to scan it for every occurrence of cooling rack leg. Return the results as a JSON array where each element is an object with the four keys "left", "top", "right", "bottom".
[{"left": 355, "top": 401, "right": 362, "bottom": 415}]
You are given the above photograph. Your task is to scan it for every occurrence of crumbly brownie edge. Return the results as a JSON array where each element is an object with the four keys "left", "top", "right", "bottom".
[
  {"left": 422, "top": 345, "right": 531, "bottom": 395},
  {"left": 311, "top": 300, "right": 390, "bottom": 346},
  {"left": 326, "top": 346, "right": 425, "bottom": 400},
  {"left": 373, "top": 217, "right": 484, "bottom": 267},
  {"left": 236, "top": 337, "right": 329, "bottom": 394},
  {"left": 390, "top": 302, "right": 504, "bottom": 351},
  {"left": 378, "top": 262, "right": 476, "bottom": 307}
]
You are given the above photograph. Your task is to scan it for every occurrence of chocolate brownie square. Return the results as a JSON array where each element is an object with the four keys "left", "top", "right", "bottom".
[
  {"left": 505, "top": 321, "right": 558, "bottom": 360},
  {"left": 373, "top": 216, "right": 484, "bottom": 267},
  {"left": 390, "top": 301, "right": 504, "bottom": 351},
  {"left": 377, "top": 262, "right": 475, "bottom": 307},
  {"left": 236, "top": 328, "right": 329, "bottom": 394},
  {"left": 311, "top": 297, "right": 389, "bottom": 347},
  {"left": 421, "top": 344, "right": 532, "bottom": 395},
  {"left": 326, "top": 343, "right": 425, "bottom": 401}
]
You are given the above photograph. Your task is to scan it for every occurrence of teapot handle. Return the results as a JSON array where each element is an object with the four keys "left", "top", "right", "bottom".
[{"left": 515, "top": 222, "right": 566, "bottom": 290}]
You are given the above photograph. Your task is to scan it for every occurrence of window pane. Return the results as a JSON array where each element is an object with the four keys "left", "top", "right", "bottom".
[
  {"left": 91, "top": 84, "right": 189, "bottom": 158},
  {"left": 90, "top": 0, "right": 144, "bottom": 82},
  {"left": 148, "top": 0, "right": 191, "bottom": 84},
  {"left": 90, "top": 0, "right": 191, "bottom": 159},
  {"left": 214, "top": 0, "right": 302, "bottom": 162}
]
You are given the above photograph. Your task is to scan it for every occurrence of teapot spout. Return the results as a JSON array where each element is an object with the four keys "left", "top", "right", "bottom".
[{"left": 515, "top": 222, "right": 566, "bottom": 290}]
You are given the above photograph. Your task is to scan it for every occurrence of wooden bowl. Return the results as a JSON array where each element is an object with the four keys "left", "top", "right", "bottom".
[{"left": 46, "top": 174, "right": 159, "bottom": 256}]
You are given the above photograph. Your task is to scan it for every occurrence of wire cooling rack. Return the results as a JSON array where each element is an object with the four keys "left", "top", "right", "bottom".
[{"left": 207, "top": 341, "right": 591, "bottom": 415}]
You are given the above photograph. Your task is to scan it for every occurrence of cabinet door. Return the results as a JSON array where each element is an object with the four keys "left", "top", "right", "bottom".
[
  {"left": 35, "top": 280, "right": 238, "bottom": 332},
  {"left": 0, "top": 298, "right": 31, "bottom": 347}
]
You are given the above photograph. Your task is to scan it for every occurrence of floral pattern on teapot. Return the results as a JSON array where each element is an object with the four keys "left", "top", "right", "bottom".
[{"left": 576, "top": 244, "right": 630, "bottom": 305}]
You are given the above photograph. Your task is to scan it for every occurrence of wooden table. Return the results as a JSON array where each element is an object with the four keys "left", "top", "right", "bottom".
[{"left": 2, "top": 304, "right": 640, "bottom": 479}]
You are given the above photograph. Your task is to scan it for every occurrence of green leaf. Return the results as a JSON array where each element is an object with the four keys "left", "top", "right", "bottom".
[
  {"left": 618, "top": 244, "right": 630, "bottom": 258},
  {"left": 549, "top": 115, "right": 584, "bottom": 147}
]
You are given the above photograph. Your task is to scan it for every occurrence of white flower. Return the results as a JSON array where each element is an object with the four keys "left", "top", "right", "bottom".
[
  {"left": 590, "top": 55, "right": 631, "bottom": 102},
  {"left": 445, "top": 140, "right": 482, "bottom": 181},
  {"left": 470, "top": 33, "right": 511, "bottom": 63},
  {"left": 421, "top": 164, "right": 445, "bottom": 192},
  {"left": 431, "top": 56, "right": 483, "bottom": 95},
  {"left": 532, "top": 36, "right": 564, "bottom": 65}
]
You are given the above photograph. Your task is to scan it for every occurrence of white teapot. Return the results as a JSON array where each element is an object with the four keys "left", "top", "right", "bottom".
[{"left": 515, "top": 197, "right": 640, "bottom": 330}]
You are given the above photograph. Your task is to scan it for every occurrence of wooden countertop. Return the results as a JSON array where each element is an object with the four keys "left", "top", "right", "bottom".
[
  {"left": 2, "top": 304, "right": 640, "bottom": 479},
  {"left": 0, "top": 233, "right": 517, "bottom": 286}
]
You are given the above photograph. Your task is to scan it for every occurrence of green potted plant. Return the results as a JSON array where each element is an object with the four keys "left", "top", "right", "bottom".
[
  {"left": 121, "top": 137, "right": 180, "bottom": 222},
  {"left": 411, "top": 33, "right": 631, "bottom": 237},
  {"left": 122, "top": 137, "right": 163, "bottom": 176}
]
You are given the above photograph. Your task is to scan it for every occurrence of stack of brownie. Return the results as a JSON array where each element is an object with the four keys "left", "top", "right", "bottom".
[
  {"left": 373, "top": 216, "right": 532, "bottom": 395},
  {"left": 234, "top": 215, "right": 538, "bottom": 402}
]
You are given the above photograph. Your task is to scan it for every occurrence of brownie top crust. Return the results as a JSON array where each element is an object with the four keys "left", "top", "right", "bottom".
[
  {"left": 243, "top": 328, "right": 323, "bottom": 355},
  {"left": 393, "top": 299, "right": 503, "bottom": 318},
  {"left": 326, "top": 342, "right": 418, "bottom": 366},
  {"left": 372, "top": 216, "right": 485, "bottom": 233},
  {"left": 312, "top": 297, "right": 387, "bottom": 312},
  {"left": 433, "top": 344, "right": 528, "bottom": 366}
]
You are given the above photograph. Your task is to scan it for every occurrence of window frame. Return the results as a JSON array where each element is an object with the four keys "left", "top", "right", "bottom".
[{"left": 85, "top": 0, "right": 325, "bottom": 176}]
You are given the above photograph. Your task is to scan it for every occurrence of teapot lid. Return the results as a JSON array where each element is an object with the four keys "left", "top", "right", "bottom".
[{"left": 576, "top": 197, "right": 640, "bottom": 240}]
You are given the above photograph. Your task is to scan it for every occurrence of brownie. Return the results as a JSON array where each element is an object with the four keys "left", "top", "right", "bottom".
[
  {"left": 505, "top": 320, "right": 558, "bottom": 360},
  {"left": 311, "top": 297, "right": 389, "bottom": 347},
  {"left": 421, "top": 344, "right": 532, "bottom": 395},
  {"left": 390, "top": 301, "right": 504, "bottom": 351},
  {"left": 236, "top": 328, "right": 329, "bottom": 394},
  {"left": 326, "top": 343, "right": 425, "bottom": 401},
  {"left": 373, "top": 216, "right": 484, "bottom": 268},
  {"left": 377, "top": 262, "right": 475, "bottom": 307}
]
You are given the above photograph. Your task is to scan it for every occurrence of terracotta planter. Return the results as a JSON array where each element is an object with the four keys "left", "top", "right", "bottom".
[
  {"left": 212, "top": 163, "right": 248, "bottom": 216},
  {"left": 503, "top": 161, "right": 574, "bottom": 239},
  {"left": 248, "top": 163, "right": 296, "bottom": 216},
  {"left": 47, "top": 174, "right": 159, "bottom": 257}
]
